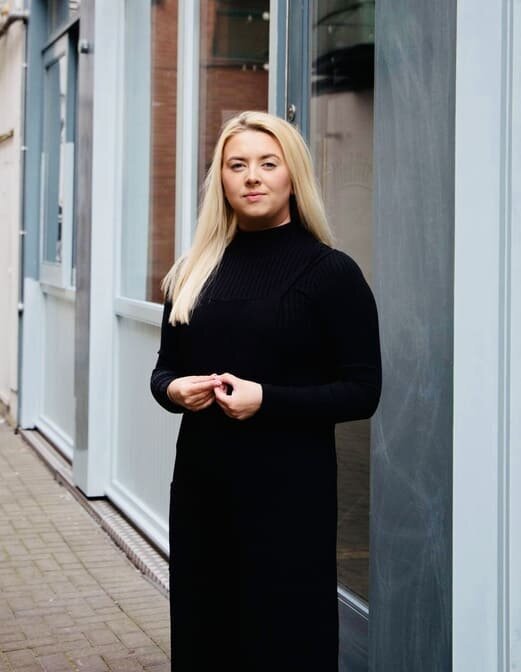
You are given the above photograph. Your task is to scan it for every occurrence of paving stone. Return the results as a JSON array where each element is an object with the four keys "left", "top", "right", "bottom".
[
  {"left": 6, "top": 648, "right": 38, "bottom": 667},
  {"left": 143, "top": 664, "right": 170, "bottom": 672},
  {"left": 71, "top": 654, "right": 109, "bottom": 671},
  {"left": 37, "top": 652, "right": 75, "bottom": 671},
  {"left": 103, "top": 655, "right": 145, "bottom": 671},
  {"left": 0, "top": 423, "right": 171, "bottom": 671}
]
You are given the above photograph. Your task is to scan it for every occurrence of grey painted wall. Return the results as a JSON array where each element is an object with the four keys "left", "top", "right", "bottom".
[{"left": 370, "top": 2, "right": 455, "bottom": 670}]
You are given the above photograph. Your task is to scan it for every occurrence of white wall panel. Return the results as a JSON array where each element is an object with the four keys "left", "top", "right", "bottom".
[
  {"left": 40, "top": 292, "right": 75, "bottom": 458},
  {"left": 453, "top": 0, "right": 520, "bottom": 669},
  {"left": 111, "top": 316, "right": 180, "bottom": 552}
]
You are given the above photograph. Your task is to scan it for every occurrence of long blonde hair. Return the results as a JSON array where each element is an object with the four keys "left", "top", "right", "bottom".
[{"left": 162, "top": 111, "right": 334, "bottom": 325}]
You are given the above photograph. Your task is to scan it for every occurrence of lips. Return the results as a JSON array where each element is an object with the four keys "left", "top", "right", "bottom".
[{"left": 244, "top": 192, "right": 265, "bottom": 202}]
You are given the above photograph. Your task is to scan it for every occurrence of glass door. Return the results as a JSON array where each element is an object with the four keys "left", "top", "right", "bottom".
[{"left": 287, "top": 1, "right": 375, "bottom": 669}]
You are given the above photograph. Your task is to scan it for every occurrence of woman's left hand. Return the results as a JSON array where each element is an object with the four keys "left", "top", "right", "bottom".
[{"left": 213, "top": 372, "right": 263, "bottom": 420}]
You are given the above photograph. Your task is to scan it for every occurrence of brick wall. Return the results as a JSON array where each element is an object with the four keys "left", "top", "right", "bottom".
[
  {"left": 199, "top": 0, "right": 269, "bottom": 181},
  {"left": 147, "top": 0, "right": 178, "bottom": 303}
]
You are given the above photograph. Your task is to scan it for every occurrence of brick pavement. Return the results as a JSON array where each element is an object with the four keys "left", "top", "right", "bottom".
[{"left": 0, "top": 421, "right": 171, "bottom": 672}]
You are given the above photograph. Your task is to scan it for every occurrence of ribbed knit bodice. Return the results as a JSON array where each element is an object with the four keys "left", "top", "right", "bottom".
[{"left": 203, "top": 220, "right": 326, "bottom": 302}]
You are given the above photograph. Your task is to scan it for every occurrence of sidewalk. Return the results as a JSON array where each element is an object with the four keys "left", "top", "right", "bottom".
[{"left": 0, "top": 421, "right": 171, "bottom": 672}]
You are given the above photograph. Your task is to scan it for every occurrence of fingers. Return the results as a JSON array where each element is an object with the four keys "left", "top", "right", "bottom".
[
  {"left": 188, "top": 390, "right": 215, "bottom": 406},
  {"left": 214, "top": 384, "right": 232, "bottom": 404},
  {"left": 216, "top": 372, "right": 236, "bottom": 385},
  {"left": 191, "top": 396, "right": 215, "bottom": 411},
  {"left": 187, "top": 379, "right": 222, "bottom": 394},
  {"left": 214, "top": 396, "right": 237, "bottom": 418},
  {"left": 214, "top": 387, "right": 241, "bottom": 420},
  {"left": 184, "top": 391, "right": 215, "bottom": 411}
]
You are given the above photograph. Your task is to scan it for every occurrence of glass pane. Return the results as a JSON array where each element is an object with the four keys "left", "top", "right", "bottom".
[
  {"left": 47, "top": 1, "right": 82, "bottom": 32},
  {"left": 42, "top": 55, "right": 68, "bottom": 264},
  {"left": 121, "top": 0, "right": 178, "bottom": 303},
  {"left": 198, "top": 0, "right": 270, "bottom": 186},
  {"left": 48, "top": 0, "right": 69, "bottom": 33},
  {"left": 310, "top": 0, "right": 375, "bottom": 601}
]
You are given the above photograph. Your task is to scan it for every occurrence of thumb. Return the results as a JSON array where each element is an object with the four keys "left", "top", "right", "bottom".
[{"left": 214, "top": 384, "right": 231, "bottom": 403}]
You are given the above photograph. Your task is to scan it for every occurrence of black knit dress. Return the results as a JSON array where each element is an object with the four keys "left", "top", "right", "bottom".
[{"left": 150, "top": 220, "right": 381, "bottom": 672}]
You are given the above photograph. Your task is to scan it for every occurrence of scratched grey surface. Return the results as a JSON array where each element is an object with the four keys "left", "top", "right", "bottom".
[
  {"left": 370, "top": 2, "right": 455, "bottom": 670},
  {"left": 74, "top": 0, "right": 94, "bottom": 478}
]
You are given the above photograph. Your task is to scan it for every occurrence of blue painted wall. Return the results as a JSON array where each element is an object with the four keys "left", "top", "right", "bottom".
[{"left": 23, "top": 0, "right": 47, "bottom": 280}]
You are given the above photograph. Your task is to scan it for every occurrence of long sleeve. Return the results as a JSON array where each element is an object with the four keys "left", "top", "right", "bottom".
[
  {"left": 257, "top": 251, "right": 382, "bottom": 424},
  {"left": 150, "top": 300, "right": 185, "bottom": 413}
]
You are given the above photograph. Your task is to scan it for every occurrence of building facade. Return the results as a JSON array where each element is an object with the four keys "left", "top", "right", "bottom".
[
  {"left": 1, "top": 0, "right": 520, "bottom": 670},
  {"left": 0, "top": 0, "right": 27, "bottom": 425}
]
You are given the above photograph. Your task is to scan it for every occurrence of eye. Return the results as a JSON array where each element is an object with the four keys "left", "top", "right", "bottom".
[
  {"left": 262, "top": 162, "right": 277, "bottom": 169},
  {"left": 229, "top": 162, "right": 245, "bottom": 170}
]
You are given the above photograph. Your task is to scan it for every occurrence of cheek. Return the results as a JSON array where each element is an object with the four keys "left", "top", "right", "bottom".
[
  {"left": 222, "top": 175, "right": 239, "bottom": 202},
  {"left": 221, "top": 176, "right": 237, "bottom": 203},
  {"left": 277, "top": 171, "right": 292, "bottom": 195}
]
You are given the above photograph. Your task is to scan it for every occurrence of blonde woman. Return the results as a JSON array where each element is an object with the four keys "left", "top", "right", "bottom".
[{"left": 150, "top": 111, "right": 381, "bottom": 671}]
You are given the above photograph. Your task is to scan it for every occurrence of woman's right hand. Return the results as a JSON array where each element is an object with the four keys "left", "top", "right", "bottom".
[{"left": 167, "top": 374, "right": 222, "bottom": 412}]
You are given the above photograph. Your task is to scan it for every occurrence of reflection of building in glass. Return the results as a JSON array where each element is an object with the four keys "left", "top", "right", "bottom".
[
  {"left": 147, "top": 0, "right": 179, "bottom": 303},
  {"left": 313, "top": 0, "right": 374, "bottom": 94},
  {"left": 199, "top": 0, "right": 270, "bottom": 183},
  {"left": 310, "top": 0, "right": 375, "bottom": 600},
  {"left": 211, "top": 1, "right": 269, "bottom": 64},
  {"left": 146, "top": 1, "right": 270, "bottom": 304}
]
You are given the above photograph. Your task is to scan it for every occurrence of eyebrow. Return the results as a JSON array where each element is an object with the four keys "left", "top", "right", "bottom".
[{"left": 225, "top": 154, "right": 281, "bottom": 162}]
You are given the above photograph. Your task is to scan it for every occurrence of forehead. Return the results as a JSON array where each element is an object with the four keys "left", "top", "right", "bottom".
[{"left": 223, "top": 130, "right": 283, "bottom": 158}]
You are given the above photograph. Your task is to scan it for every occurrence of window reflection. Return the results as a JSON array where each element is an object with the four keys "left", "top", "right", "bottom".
[
  {"left": 43, "top": 55, "right": 67, "bottom": 264},
  {"left": 310, "top": 0, "right": 375, "bottom": 601},
  {"left": 148, "top": 0, "right": 178, "bottom": 303},
  {"left": 198, "top": 0, "right": 269, "bottom": 186},
  {"left": 121, "top": 0, "right": 178, "bottom": 303}
]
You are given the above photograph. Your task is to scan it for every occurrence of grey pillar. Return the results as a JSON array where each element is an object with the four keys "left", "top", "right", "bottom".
[
  {"left": 370, "top": 2, "right": 456, "bottom": 670},
  {"left": 73, "top": 0, "right": 94, "bottom": 486}
]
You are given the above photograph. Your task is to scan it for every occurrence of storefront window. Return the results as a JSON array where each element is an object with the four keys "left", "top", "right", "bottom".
[
  {"left": 310, "top": 0, "right": 375, "bottom": 601},
  {"left": 121, "top": 0, "right": 178, "bottom": 304},
  {"left": 198, "top": 0, "right": 269, "bottom": 187}
]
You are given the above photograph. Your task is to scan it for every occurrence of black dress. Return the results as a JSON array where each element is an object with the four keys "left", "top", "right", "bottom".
[{"left": 150, "top": 220, "right": 381, "bottom": 671}]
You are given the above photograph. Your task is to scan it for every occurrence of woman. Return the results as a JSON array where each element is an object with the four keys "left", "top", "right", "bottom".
[{"left": 150, "top": 111, "right": 381, "bottom": 671}]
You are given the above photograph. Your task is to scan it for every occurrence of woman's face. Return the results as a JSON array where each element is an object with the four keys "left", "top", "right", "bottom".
[{"left": 221, "top": 130, "right": 292, "bottom": 230}]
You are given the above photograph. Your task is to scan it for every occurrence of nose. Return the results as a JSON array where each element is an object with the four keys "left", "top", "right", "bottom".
[{"left": 245, "top": 165, "right": 260, "bottom": 185}]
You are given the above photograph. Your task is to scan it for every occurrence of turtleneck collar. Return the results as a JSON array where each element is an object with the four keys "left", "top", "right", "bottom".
[
  {"left": 229, "top": 220, "right": 303, "bottom": 256},
  {"left": 234, "top": 219, "right": 298, "bottom": 238}
]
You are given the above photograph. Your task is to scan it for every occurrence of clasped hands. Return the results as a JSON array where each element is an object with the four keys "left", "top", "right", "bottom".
[{"left": 166, "top": 373, "right": 262, "bottom": 421}]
